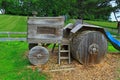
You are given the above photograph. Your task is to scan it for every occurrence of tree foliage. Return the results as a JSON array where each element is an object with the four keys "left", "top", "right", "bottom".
[{"left": 0, "top": 0, "right": 119, "bottom": 20}]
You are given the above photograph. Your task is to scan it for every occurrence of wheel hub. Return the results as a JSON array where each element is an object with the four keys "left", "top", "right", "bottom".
[
  {"left": 89, "top": 43, "right": 99, "bottom": 54},
  {"left": 37, "top": 54, "right": 42, "bottom": 58}
]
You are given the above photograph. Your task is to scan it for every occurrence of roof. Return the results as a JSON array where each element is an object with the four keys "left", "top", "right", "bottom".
[{"left": 71, "top": 23, "right": 104, "bottom": 33}]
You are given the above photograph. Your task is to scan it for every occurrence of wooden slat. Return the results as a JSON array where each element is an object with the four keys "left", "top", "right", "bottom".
[
  {"left": 60, "top": 50, "right": 69, "bottom": 52},
  {"left": 0, "top": 38, "right": 26, "bottom": 41},
  {"left": 27, "top": 37, "right": 62, "bottom": 43},
  {"left": 58, "top": 44, "right": 61, "bottom": 64},
  {"left": 28, "top": 17, "right": 64, "bottom": 28},
  {"left": 71, "top": 24, "right": 83, "bottom": 33},
  {"left": 0, "top": 32, "right": 27, "bottom": 34},
  {"left": 63, "top": 23, "right": 73, "bottom": 30},
  {"left": 50, "top": 68, "right": 75, "bottom": 72},
  {"left": 60, "top": 57, "right": 69, "bottom": 59}
]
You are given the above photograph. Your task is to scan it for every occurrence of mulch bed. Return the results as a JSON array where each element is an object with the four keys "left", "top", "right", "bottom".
[{"left": 28, "top": 51, "right": 120, "bottom": 80}]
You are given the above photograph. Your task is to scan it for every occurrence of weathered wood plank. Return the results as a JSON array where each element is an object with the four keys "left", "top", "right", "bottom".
[
  {"left": 71, "top": 31, "right": 107, "bottom": 65},
  {"left": 71, "top": 24, "right": 83, "bottom": 33},
  {"left": 0, "top": 38, "right": 26, "bottom": 41},
  {"left": 27, "top": 17, "right": 64, "bottom": 44},
  {"left": 0, "top": 32, "right": 26, "bottom": 34},
  {"left": 27, "top": 38, "right": 62, "bottom": 43},
  {"left": 63, "top": 23, "right": 73, "bottom": 30},
  {"left": 50, "top": 68, "right": 75, "bottom": 72},
  {"left": 28, "top": 17, "right": 64, "bottom": 28}
]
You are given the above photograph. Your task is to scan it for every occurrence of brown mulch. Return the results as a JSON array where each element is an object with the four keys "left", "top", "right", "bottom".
[{"left": 28, "top": 51, "right": 120, "bottom": 80}]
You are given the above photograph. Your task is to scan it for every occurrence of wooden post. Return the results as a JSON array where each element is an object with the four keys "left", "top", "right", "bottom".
[
  {"left": 7, "top": 32, "right": 10, "bottom": 38},
  {"left": 58, "top": 44, "right": 61, "bottom": 64},
  {"left": 51, "top": 44, "right": 56, "bottom": 53}
]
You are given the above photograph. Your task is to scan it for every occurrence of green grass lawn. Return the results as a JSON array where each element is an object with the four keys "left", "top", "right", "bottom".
[
  {"left": 0, "top": 15, "right": 27, "bottom": 32},
  {"left": 84, "top": 20, "right": 117, "bottom": 29},
  {"left": 0, "top": 15, "right": 27, "bottom": 38},
  {"left": 0, "top": 41, "right": 47, "bottom": 80},
  {"left": 108, "top": 42, "right": 119, "bottom": 52},
  {"left": 84, "top": 20, "right": 119, "bottom": 35}
]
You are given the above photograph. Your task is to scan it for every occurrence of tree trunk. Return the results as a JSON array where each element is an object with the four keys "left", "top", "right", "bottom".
[
  {"left": 113, "top": 11, "right": 120, "bottom": 34},
  {"left": 113, "top": 11, "right": 118, "bottom": 22},
  {"left": 118, "top": 21, "right": 120, "bottom": 34}
]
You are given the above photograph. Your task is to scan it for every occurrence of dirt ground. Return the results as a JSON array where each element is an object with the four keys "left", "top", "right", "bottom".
[{"left": 28, "top": 51, "right": 120, "bottom": 80}]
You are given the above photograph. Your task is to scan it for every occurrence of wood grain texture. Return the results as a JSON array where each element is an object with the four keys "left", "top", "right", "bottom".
[
  {"left": 70, "top": 31, "right": 107, "bottom": 65},
  {"left": 28, "top": 46, "right": 49, "bottom": 65},
  {"left": 27, "top": 17, "right": 64, "bottom": 44}
]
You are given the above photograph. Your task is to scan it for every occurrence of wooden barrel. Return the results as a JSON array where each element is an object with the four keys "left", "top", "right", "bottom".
[
  {"left": 28, "top": 46, "right": 49, "bottom": 65},
  {"left": 71, "top": 31, "right": 107, "bottom": 65}
]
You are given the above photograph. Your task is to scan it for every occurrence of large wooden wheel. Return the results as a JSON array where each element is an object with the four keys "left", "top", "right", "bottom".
[
  {"left": 28, "top": 46, "right": 49, "bottom": 65},
  {"left": 71, "top": 31, "right": 107, "bottom": 65}
]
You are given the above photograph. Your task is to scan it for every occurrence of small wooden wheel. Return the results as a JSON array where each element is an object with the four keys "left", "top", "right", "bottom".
[{"left": 28, "top": 46, "right": 49, "bottom": 65}]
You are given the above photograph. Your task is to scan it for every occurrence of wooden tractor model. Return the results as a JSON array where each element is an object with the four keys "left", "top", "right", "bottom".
[{"left": 27, "top": 17, "right": 107, "bottom": 65}]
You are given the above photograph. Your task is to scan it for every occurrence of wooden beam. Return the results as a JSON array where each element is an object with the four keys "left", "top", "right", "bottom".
[{"left": 71, "top": 24, "right": 83, "bottom": 33}]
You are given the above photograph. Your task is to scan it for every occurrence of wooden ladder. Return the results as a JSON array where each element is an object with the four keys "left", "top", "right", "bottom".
[{"left": 58, "top": 38, "right": 71, "bottom": 64}]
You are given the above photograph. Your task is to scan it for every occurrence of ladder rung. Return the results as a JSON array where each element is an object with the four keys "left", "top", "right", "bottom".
[
  {"left": 61, "top": 44, "right": 70, "bottom": 45},
  {"left": 60, "top": 50, "right": 69, "bottom": 52},
  {"left": 60, "top": 57, "right": 69, "bottom": 59},
  {"left": 58, "top": 43, "right": 71, "bottom": 64}
]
